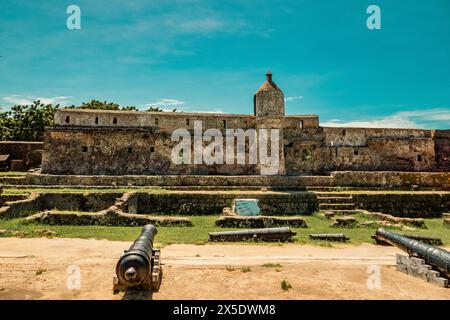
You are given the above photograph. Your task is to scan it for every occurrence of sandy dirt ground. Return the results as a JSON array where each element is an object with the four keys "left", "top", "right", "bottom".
[{"left": 0, "top": 237, "right": 449, "bottom": 300}]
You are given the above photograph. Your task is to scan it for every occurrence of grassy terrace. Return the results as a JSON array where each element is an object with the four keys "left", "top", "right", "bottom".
[
  {"left": 2, "top": 187, "right": 450, "bottom": 196},
  {"left": 0, "top": 172, "right": 28, "bottom": 176},
  {"left": 0, "top": 213, "right": 449, "bottom": 246},
  {"left": 1, "top": 187, "right": 169, "bottom": 195}
]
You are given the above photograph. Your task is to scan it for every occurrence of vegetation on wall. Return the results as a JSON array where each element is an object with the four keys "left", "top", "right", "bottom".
[
  {"left": 0, "top": 99, "right": 177, "bottom": 141},
  {"left": 67, "top": 99, "right": 177, "bottom": 112}
]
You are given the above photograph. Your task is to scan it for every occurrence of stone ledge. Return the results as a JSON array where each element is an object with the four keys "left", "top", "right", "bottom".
[
  {"left": 24, "top": 207, "right": 192, "bottom": 227},
  {"left": 444, "top": 218, "right": 450, "bottom": 228},
  {"left": 215, "top": 215, "right": 307, "bottom": 228}
]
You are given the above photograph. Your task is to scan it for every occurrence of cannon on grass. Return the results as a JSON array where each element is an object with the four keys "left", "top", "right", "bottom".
[
  {"left": 309, "top": 233, "right": 350, "bottom": 242},
  {"left": 113, "top": 224, "right": 162, "bottom": 294},
  {"left": 209, "top": 227, "right": 296, "bottom": 242},
  {"left": 374, "top": 228, "right": 449, "bottom": 287}
]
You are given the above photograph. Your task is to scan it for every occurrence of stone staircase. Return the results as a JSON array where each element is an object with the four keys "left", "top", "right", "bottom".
[{"left": 315, "top": 192, "right": 360, "bottom": 214}]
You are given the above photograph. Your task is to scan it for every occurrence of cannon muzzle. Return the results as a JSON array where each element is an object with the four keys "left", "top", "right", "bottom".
[{"left": 113, "top": 225, "right": 162, "bottom": 293}]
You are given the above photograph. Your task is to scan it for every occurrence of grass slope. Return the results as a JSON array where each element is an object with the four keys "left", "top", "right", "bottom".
[{"left": 0, "top": 213, "right": 449, "bottom": 246}]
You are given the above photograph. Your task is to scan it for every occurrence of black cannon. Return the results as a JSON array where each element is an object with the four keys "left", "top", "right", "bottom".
[
  {"left": 113, "top": 224, "right": 162, "bottom": 293},
  {"left": 374, "top": 228, "right": 450, "bottom": 279},
  {"left": 209, "top": 227, "right": 296, "bottom": 242},
  {"left": 309, "top": 233, "right": 350, "bottom": 242}
]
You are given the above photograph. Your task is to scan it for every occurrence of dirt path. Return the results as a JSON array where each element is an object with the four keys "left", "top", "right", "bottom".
[{"left": 0, "top": 237, "right": 449, "bottom": 300}]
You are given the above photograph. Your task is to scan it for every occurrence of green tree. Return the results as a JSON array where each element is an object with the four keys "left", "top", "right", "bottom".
[
  {"left": 69, "top": 99, "right": 121, "bottom": 110},
  {"left": 0, "top": 101, "right": 58, "bottom": 141}
]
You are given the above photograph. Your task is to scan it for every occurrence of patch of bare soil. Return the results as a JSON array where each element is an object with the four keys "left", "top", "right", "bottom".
[{"left": 0, "top": 238, "right": 449, "bottom": 300}]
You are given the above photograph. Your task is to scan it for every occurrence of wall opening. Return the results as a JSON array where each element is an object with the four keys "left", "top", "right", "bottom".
[
  {"left": 113, "top": 117, "right": 117, "bottom": 125},
  {"left": 65, "top": 116, "right": 70, "bottom": 124},
  {"left": 150, "top": 146, "right": 155, "bottom": 153},
  {"left": 95, "top": 117, "right": 99, "bottom": 124},
  {"left": 354, "top": 150, "right": 359, "bottom": 155},
  {"left": 342, "top": 129, "right": 346, "bottom": 136},
  {"left": 417, "top": 155, "right": 422, "bottom": 162},
  {"left": 223, "top": 120, "right": 226, "bottom": 128},
  {"left": 127, "top": 147, "right": 133, "bottom": 154},
  {"left": 186, "top": 119, "right": 190, "bottom": 126},
  {"left": 82, "top": 146, "right": 88, "bottom": 153},
  {"left": 155, "top": 118, "right": 159, "bottom": 125}
]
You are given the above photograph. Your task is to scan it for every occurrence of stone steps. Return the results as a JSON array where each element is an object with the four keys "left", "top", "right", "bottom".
[
  {"left": 314, "top": 192, "right": 353, "bottom": 198},
  {"left": 316, "top": 196, "right": 354, "bottom": 204},
  {"left": 316, "top": 191, "right": 357, "bottom": 212},
  {"left": 321, "top": 209, "right": 362, "bottom": 215},
  {"left": 319, "top": 203, "right": 356, "bottom": 210}
]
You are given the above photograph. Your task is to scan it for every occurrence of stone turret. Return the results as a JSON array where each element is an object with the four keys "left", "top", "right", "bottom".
[
  {"left": 254, "top": 71, "right": 285, "bottom": 176},
  {"left": 254, "top": 71, "right": 285, "bottom": 117}
]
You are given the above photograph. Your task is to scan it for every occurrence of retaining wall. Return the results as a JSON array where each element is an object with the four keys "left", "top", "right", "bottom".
[
  {"left": 353, "top": 193, "right": 450, "bottom": 218},
  {"left": 0, "top": 192, "right": 119, "bottom": 219},
  {"left": 6, "top": 171, "right": 448, "bottom": 189},
  {"left": 134, "top": 192, "right": 318, "bottom": 215}
]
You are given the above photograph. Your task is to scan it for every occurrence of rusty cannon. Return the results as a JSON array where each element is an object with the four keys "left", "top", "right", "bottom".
[
  {"left": 209, "top": 227, "right": 296, "bottom": 242},
  {"left": 113, "top": 224, "right": 162, "bottom": 294},
  {"left": 374, "top": 228, "right": 450, "bottom": 287}
]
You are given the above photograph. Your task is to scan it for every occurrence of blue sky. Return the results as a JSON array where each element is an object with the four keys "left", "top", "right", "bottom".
[{"left": 0, "top": 0, "right": 449, "bottom": 129}]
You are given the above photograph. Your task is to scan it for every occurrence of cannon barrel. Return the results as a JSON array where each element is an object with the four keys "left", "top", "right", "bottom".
[
  {"left": 115, "top": 225, "right": 157, "bottom": 288},
  {"left": 209, "top": 227, "right": 296, "bottom": 242},
  {"left": 309, "top": 233, "right": 349, "bottom": 242},
  {"left": 375, "top": 228, "right": 450, "bottom": 278}
]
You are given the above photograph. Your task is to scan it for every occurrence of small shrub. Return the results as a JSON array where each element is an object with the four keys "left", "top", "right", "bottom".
[
  {"left": 225, "top": 265, "right": 235, "bottom": 272},
  {"left": 36, "top": 268, "right": 47, "bottom": 276},
  {"left": 281, "top": 279, "right": 292, "bottom": 291},
  {"left": 262, "top": 263, "right": 282, "bottom": 268},
  {"left": 241, "top": 266, "right": 251, "bottom": 273}
]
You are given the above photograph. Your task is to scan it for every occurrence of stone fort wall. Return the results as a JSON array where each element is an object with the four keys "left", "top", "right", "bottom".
[
  {"left": 42, "top": 109, "right": 449, "bottom": 175},
  {"left": 41, "top": 73, "right": 449, "bottom": 176}
]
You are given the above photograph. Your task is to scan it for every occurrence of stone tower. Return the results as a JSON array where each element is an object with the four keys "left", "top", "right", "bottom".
[
  {"left": 254, "top": 71, "right": 285, "bottom": 117},
  {"left": 254, "top": 71, "right": 285, "bottom": 175}
]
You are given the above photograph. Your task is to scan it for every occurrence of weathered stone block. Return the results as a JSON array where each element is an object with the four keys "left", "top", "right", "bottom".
[
  {"left": 331, "top": 216, "right": 358, "bottom": 228},
  {"left": 396, "top": 254, "right": 448, "bottom": 288},
  {"left": 444, "top": 218, "right": 450, "bottom": 227},
  {"left": 215, "top": 215, "right": 307, "bottom": 228}
]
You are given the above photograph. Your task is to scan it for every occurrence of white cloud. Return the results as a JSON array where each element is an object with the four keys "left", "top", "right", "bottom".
[
  {"left": 162, "top": 11, "right": 248, "bottom": 36},
  {"left": 168, "top": 17, "right": 225, "bottom": 34},
  {"left": 2, "top": 95, "right": 72, "bottom": 106},
  {"left": 285, "top": 96, "right": 304, "bottom": 102},
  {"left": 181, "top": 109, "right": 226, "bottom": 114},
  {"left": 321, "top": 108, "right": 450, "bottom": 129},
  {"left": 144, "top": 98, "right": 185, "bottom": 108}
]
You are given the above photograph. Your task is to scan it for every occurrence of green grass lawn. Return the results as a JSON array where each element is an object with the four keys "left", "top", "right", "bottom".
[
  {"left": 0, "top": 172, "right": 28, "bottom": 176},
  {"left": 1, "top": 213, "right": 448, "bottom": 246}
]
